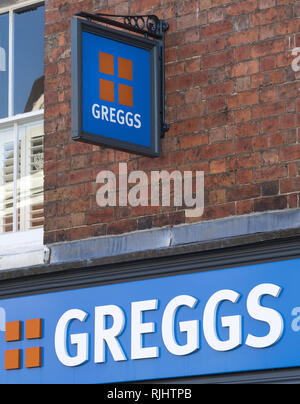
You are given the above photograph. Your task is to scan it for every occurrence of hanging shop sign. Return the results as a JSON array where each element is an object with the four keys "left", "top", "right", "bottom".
[
  {"left": 1, "top": 258, "right": 300, "bottom": 383},
  {"left": 71, "top": 13, "right": 169, "bottom": 157}
]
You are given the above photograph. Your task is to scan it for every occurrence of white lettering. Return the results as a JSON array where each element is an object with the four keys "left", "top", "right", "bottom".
[
  {"left": 134, "top": 114, "right": 142, "bottom": 129},
  {"left": 101, "top": 105, "right": 109, "bottom": 121},
  {"left": 125, "top": 112, "right": 134, "bottom": 127},
  {"left": 110, "top": 107, "right": 116, "bottom": 123},
  {"left": 131, "top": 299, "right": 159, "bottom": 360},
  {"left": 117, "top": 109, "right": 125, "bottom": 125},
  {"left": 94, "top": 305, "right": 127, "bottom": 363},
  {"left": 91, "top": 104, "right": 143, "bottom": 129},
  {"left": 245, "top": 283, "right": 283, "bottom": 348},
  {"left": 162, "top": 295, "right": 199, "bottom": 356},
  {"left": 203, "top": 289, "right": 241, "bottom": 352},
  {"left": 54, "top": 282, "right": 285, "bottom": 368},
  {"left": 92, "top": 103, "right": 100, "bottom": 119},
  {"left": 55, "top": 309, "right": 88, "bottom": 367}
]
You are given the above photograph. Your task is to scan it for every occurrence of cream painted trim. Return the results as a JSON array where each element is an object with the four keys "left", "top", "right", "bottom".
[
  {"left": 0, "top": 0, "right": 42, "bottom": 15},
  {"left": 0, "top": 228, "right": 45, "bottom": 270}
]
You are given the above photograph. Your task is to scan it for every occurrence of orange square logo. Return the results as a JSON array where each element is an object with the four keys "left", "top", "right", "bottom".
[
  {"left": 118, "top": 57, "right": 133, "bottom": 81},
  {"left": 100, "top": 79, "right": 115, "bottom": 103},
  {"left": 5, "top": 349, "right": 21, "bottom": 370},
  {"left": 119, "top": 84, "right": 133, "bottom": 108},
  {"left": 98, "top": 52, "right": 134, "bottom": 107},
  {"left": 25, "top": 347, "right": 42, "bottom": 368},
  {"left": 6, "top": 321, "right": 21, "bottom": 342},
  {"left": 4, "top": 318, "right": 44, "bottom": 371},
  {"left": 99, "top": 52, "right": 114, "bottom": 76},
  {"left": 26, "top": 319, "right": 43, "bottom": 340}
]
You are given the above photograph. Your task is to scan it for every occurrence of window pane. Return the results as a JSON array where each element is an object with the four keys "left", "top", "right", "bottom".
[
  {"left": 14, "top": 5, "right": 44, "bottom": 115},
  {"left": 18, "top": 121, "right": 44, "bottom": 231},
  {"left": 29, "top": 132, "right": 44, "bottom": 228},
  {"left": 0, "top": 128, "right": 14, "bottom": 233},
  {"left": 0, "top": 13, "right": 9, "bottom": 119}
]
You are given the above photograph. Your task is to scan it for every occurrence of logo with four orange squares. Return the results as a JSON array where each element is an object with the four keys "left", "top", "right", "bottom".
[
  {"left": 4, "top": 319, "right": 43, "bottom": 370},
  {"left": 80, "top": 27, "right": 155, "bottom": 154},
  {"left": 99, "top": 51, "right": 134, "bottom": 108}
]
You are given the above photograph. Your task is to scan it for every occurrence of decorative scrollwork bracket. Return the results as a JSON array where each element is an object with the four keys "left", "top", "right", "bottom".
[
  {"left": 75, "top": 12, "right": 168, "bottom": 39},
  {"left": 122, "top": 14, "right": 169, "bottom": 38},
  {"left": 75, "top": 11, "right": 170, "bottom": 137}
]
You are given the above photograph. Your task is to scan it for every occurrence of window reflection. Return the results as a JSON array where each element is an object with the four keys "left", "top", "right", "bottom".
[
  {"left": 0, "top": 122, "right": 44, "bottom": 234},
  {"left": 0, "top": 129, "right": 14, "bottom": 233},
  {"left": 0, "top": 13, "right": 9, "bottom": 119},
  {"left": 14, "top": 5, "right": 44, "bottom": 115},
  {"left": 17, "top": 122, "right": 44, "bottom": 232}
]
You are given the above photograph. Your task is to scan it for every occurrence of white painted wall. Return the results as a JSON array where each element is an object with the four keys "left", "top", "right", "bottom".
[{"left": 0, "top": 228, "right": 46, "bottom": 270}]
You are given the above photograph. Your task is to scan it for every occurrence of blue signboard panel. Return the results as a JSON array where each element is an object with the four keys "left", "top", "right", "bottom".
[
  {"left": 71, "top": 18, "right": 161, "bottom": 157},
  {"left": 1, "top": 258, "right": 300, "bottom": 383},
  {"left": 82, "top": 32, "right": 151, "bottom": 148}
]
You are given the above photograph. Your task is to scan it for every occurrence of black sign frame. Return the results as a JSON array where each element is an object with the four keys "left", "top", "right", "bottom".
[{"left": 71, "top": 16, "right": 165, "bottom": 157}]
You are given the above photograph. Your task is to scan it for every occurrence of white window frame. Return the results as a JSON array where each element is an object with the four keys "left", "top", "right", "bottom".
[
  {"left": 0, "top": 0, "right": 45, "bottom": 270},
  {"left": 0, "top": 0, "right": 44, "bottom": 118}
]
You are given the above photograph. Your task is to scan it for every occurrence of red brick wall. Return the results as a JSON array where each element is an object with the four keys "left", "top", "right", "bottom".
[{"left": 44, "top": 0, "right": 300, "bottom": 244}]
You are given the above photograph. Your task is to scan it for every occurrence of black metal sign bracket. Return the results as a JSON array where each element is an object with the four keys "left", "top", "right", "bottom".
[{"left": 74, "top": 11, "right": 170, "bottom": 138}]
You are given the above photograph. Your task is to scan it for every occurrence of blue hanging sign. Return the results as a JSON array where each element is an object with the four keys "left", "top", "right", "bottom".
[{"left": 71, "top": 17, "right": 162, "bottom": 157}]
